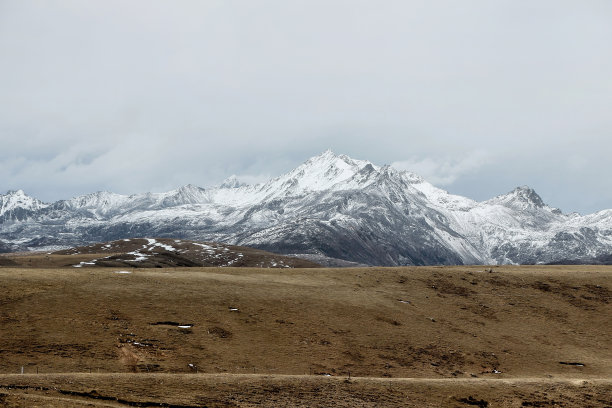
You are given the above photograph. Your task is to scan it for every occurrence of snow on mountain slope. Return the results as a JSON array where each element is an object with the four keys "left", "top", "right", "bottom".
[
  {"left": 209, "top": 150, "right": 379, "bottom": 206},
  {"left": 1, "top": 151, "right": 610, "bottom": 265},
  {"left": 61, "top": 184, "right": 212, "bottom": 218},
  {"left": 0, "top": 190, "right": 49, "bottom": 222},
  {"left": 275, "top": 150, "right": 379, "bottom": 193}
]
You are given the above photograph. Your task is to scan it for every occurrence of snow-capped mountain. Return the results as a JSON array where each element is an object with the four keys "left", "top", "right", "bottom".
[
  {"left": 0, "top": 189, "right": 49, "bottom": 222},
  {"left": 1, "top": 151, "right": 611, "bottom": 265}
]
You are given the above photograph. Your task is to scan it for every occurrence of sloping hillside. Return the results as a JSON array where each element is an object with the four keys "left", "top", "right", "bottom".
[
  {"left": 0, "top": 265, "right": 609, "bottom": 406},
  {"left": 2, "top": 238, "right": 321, "bottom": 268}
]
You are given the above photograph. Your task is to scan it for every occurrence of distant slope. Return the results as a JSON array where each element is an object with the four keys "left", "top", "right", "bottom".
[
  {"left": 1, "top": 151, "right": 611, "bottom": 265},
  {"left": 546, "top": 253, "right": 612, "bottom": 266},
  {"left": 4, "top": 238, "right": 322, "bottom": 268}
]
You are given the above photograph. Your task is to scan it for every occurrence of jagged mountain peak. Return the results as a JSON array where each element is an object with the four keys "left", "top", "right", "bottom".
[
  {"left": 2, "top": 189, "right": 45, "bottom": 202},
  {"left": 397, "top": 169, "right": 425, "bottom": 184},
  {"left": 165, "top": 184, "right": 208, "bottom": 204},
  {"left": 219, "top": 176, "right": 246, "bottom": 189},
  {"left": 303, "top": 150, "right": 375, "bottom": 169},
  {"left": 487, "top": 185, "right": 548, "bottom": 210},
  {"left": 67, "top": 191, "right": 127, "bottom": 207},
  {"left": 4, "top": 189, "right": 27, "bottom": 196},
  {"left": 512, "top": 186, "right": 545, "bottom": 206},
  {"left": 373, "top": 165, "right": 426, "bottom": 185},
  {"left": 506, "top": 186, "right": 546, "bottom": 207},
  {"left": 178, "top": 183, "right": 203, "bottom": 190},
  {"left": 1, "top": 189, "right": 47, "bottom": 212},
  {"left": 0, "top": 189, "right": 48, "bottom": 221},
  {"left": 301, "top": 152, "right": 430, "bottom": 188},
  {"left": 275, "top": 151, "right": 380, "bottom": 193},
  {"left": 174, "top": 184, "right": 206, "bottom": 195}
]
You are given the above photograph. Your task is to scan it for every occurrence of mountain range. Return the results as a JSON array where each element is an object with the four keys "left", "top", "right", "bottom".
[{"left": 1, "top": 150, "right": 611, "bottom": 265}]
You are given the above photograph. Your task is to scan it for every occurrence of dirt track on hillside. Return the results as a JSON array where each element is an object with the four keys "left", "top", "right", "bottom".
[{"left": 0, "top": 374, "right": 610, "bottom": 407}]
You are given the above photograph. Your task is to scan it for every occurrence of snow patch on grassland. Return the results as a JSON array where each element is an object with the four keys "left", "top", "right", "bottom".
[{"left": 146, "top": 238, "right": 176, "bottom": 252}]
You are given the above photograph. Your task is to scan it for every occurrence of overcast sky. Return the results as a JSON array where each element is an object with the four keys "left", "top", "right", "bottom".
[{"left": 1, "top": 1, "right": 611, "bottom": 214}]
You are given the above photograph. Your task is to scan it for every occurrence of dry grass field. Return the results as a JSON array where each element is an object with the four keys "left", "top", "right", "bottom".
[{"left": 0, "top": 263, "right": 610, "bottom": 407}]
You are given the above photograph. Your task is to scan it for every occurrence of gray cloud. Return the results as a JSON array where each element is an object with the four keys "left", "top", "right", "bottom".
[
  {"left": 391, "top": 151, "right": 491, "bottom": 186},
  {"left": 1, "top": 0, "right": 611, "bottom": 213}
]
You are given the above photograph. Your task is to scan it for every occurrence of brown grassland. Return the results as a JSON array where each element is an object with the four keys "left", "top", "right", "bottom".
[{"left": 0, "top": 261, "right": 610, "bottom": 407}]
